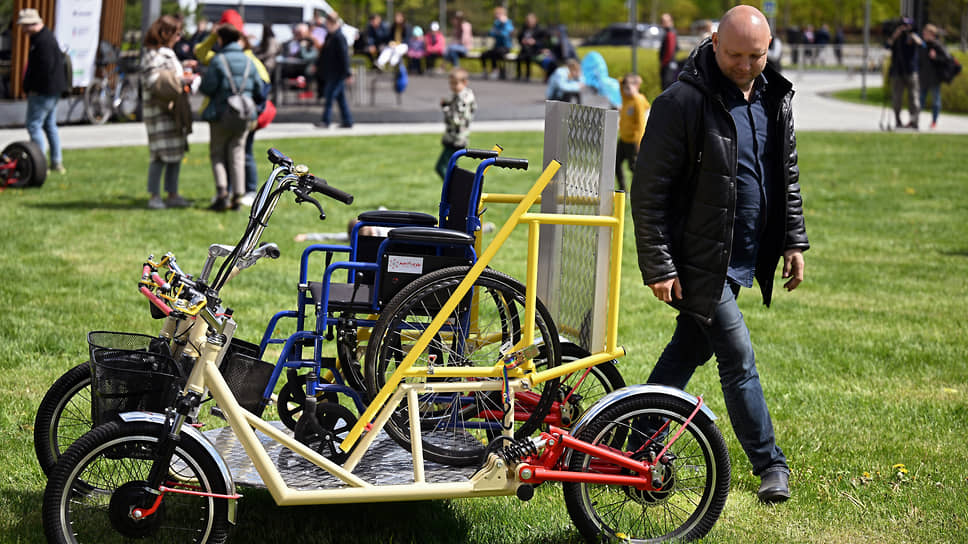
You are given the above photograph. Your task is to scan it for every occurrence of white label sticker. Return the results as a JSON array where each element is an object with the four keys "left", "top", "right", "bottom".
[{"left": 388, "top": 255, "right": 424, "bottom": 274}]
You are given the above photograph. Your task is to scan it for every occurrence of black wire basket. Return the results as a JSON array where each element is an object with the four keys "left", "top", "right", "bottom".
[
  {"left": 87, "top": 331, "right": 182, "bottom": 425},
  {"left": 219, "top": 338, "right": 275, "bottom": 417}
]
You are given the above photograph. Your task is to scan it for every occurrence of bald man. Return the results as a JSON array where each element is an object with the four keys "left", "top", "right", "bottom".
[{"left": 630, "top": 5, "right": 808, "bottom": 502}]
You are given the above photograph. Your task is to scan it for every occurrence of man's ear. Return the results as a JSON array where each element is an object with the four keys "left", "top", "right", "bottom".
[{"left": 711, "top": 32, "right": 719, "bottom": 52}]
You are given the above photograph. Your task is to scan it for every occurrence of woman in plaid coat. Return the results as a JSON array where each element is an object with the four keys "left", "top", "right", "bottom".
[{"left": 141, "top": 15, "right": 194, "bottom": 209}]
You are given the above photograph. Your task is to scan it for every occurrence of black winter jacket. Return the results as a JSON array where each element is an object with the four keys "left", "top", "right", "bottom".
[
  {"left": 23, "top": 27, "right": 67, "bottom": 96},
  {"left": 630, "top": 39, "right": 809, "bottom": 323}
]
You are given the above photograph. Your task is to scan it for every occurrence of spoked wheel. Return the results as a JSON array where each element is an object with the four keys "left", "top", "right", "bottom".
[
  {"left": 84, "top": 79, "right": 114, "bottom": 125},
  {"left": 277, "top": 373, "right": 338, "bottom": 431},
  {"left": 544, "top": 344, "right": 625, "bottom": 429},
  {"left": 365, "top": 266, "right": 560, "bottom": 467},
  {"left": 1, "top": 140, "right": 47, "bottom": 188},
  {"left": 34, "top": 361, "right": 93, "bottom": 476},
  {"left": 563, "top": 394, "right": 730, "bottom": 543},
  {"left": 42, "top": 420, "right": 231, "bottom": 544}
]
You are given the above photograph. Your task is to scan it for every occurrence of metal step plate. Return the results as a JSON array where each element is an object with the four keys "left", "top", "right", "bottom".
[{"left": 203, "top": 421, "right": 481, "bottom": 490}]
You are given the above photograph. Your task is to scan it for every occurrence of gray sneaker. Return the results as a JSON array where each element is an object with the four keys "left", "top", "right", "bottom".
[
  {"left": 165, "top": 195, "right": 193, "bottom": 208},
  {"left": 148, "top": 195, "right": 166, "bottom": 209}
]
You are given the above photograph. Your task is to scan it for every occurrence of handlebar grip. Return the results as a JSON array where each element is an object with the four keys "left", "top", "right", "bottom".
[
  {"left": 309, "top": 177, "right": 354, "bottom": 205},
  {"left": 463, "top": 148, "right": 501, "bottom": 160},
  {"left": 267, "top": 148, "right": 293, "bottom": 167},
  {"left": 493, "top": 157, "right": 529, "bottom": 170}
]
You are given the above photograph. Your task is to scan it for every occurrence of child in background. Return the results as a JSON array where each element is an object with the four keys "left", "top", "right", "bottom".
[
  {"left": 615, "top": 73, "right": 649, "bottom": 191},
  {"left": 435, "top": 68, "right": 477, "bottom": 180}
]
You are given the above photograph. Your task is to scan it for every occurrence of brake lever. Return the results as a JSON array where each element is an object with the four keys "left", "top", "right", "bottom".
[{"left": 294, "top": 188, "right": 326, "bottom": 220}]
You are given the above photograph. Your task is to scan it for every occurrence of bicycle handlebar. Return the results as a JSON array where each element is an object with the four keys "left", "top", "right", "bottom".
[{"left": 305, "top": 174, "right": 354, "bottom": 205}]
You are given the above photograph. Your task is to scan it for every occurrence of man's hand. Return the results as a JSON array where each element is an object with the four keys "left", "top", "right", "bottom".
[
  {"left": 649, "top": 277, "right": 682, "bottom": 302},
  {"left": 782, "top": 249, "right": 805, "bottom": 291}
]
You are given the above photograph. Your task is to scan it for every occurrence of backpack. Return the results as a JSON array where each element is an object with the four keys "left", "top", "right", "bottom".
[
  {"left": 940, "top": 54, "right": 962, "bottom": 84},
  {"left": 61, "top": 49, "right": 73, "bottom": 97},
  {"left": 218, "top": 54, "right": 256, "bottom": 132}
]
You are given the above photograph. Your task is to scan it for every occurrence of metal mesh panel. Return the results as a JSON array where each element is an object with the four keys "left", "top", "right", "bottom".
[{"left": 539, "top": 102, "right": 618, "bottom": 353}]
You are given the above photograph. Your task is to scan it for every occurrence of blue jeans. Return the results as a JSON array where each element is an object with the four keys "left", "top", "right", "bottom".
[
  {"left": 919, "top": 83, "right": 941, "bottom": 124},
  {"left": 26, "top": 94, "right": 62, "bottom": 165},
  {"left": 321, "top": 79, "right": 352, "bottom": 127},
  {"left": 645, "top": 282, "right": 787, "bottom": 475},
  {"left": 444, "top": 45, "right": 467, "bottom": 67}
]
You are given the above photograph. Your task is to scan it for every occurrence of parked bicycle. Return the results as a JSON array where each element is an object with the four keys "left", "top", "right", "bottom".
[{"left": 83, "top": 41, "right": 141, "bottom": 125}]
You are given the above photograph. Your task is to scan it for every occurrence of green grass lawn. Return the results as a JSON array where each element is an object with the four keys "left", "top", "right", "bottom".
[{"left": 1, "top": 130, "right": 967, "bottom": 543}]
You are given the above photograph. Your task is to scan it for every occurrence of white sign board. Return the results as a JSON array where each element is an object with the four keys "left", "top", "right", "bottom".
[{"left": 55, "top": 0, "right": 103, "bottom": 88}]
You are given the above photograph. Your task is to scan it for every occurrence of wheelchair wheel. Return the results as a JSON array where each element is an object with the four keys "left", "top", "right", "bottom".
[
  {"left": 277, "top": 374, "right": 338, "bottom": 431},
  {"left": 563, "top": 393, "right": 730, "bottom": 543},
  {"left": 34, "top": 361, "right": 93, "bottom": 476},
  {"left": 83, "top": 78, "right": 113, "bottom": 125},
  {"left": 365, "top": 266, "right": 560, "bottom": 467},
  {"left": 43, "top": 420, "right": 231, "bottom": 544},
  {"left": 1, "top": 140, "right": 47, "bottom": 188},
  {"left": 543, "top": 344, "right": 625, "bottom": 429}
]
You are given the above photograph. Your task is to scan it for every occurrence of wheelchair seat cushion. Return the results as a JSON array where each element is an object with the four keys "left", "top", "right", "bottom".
[
  {"left": 357, "top": 210, "right": 437, "bottom": 227},
  {"left": 307, "top": 281, "right": 375, "bottom": 312},
  {"left": 387, "top": 226, "right": 475, "bottom": 246}
]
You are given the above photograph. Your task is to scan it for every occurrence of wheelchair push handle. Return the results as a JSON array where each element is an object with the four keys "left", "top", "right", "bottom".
[
  {"left": 462, "top": 148, "right": 501, "bottom": 160},
  {"left": 493, "top": 157, "right": 529, "bottom": 170}
]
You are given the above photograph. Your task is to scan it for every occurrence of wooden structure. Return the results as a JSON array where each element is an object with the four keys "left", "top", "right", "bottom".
[{"left": 8, "top": 0, "right": 125, "bottom": 98}]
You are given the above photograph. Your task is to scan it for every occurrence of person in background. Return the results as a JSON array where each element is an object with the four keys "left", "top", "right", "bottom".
[
  {"left": 435, "top": 68, "right": 476, "bottom": 180},
  {"left": 199, "top": 23, "right": 264, "bottom": 211},
  {"left": 885, "top": 17, "right": 922, "bottom": 129},
  {"left": 362, "top": 14, "right": 389, "bottom": 67},
  {"left": 376, "top": 11, "right": 410, "bottom": 70},
  {"left": 17, "top": 8, "right": 67, "bottom": 173},
  {"left": 424, "top": 22, "right": 446, "bottom": 73},
  {"left": 195, "top": 10, "right": 272, "bottom": 207},
  {"left": 516, "top": 13, "right": 545, "bottom": 82},
  {"left": 767, "top": 35, "right": 782, "bottom": 73},
  {"left": 444, "top": 11, "right": 473, "bottom": 68},
  {"left": 545, "top": 58, "right": 583, "bottom": 103},
  {"left": 481, "top": 6, "right": 513, "bottom": 79},
  {"left": 141, "top": 14, "right": 194, "bottom": 209},
  {"left": 406, "top": 26, "right": 426, "bottom": 74},
  {"left": 314, "top": 14, "right": 354, "bottom": 129},
  {"left": 918, "top": 23, "right": 945, "bottom": 130},
  {"left": 540, "top": 24, "right": 577, "bottom": 82},
  {"left": 311, "top": 13, "right": 328, "bottom": 46},
  {"left": 659, "top": 12, "right": 678, "bottom": 90},
  {"left": 255, "top": 23, "right": 281, "bottom": 81},
  {"left": 631, "top": 5, "right": 808, "bottom": 504},
  {"left": 192, "top": 17, "right": 212, "bottom": 47},
  {"left": 615, "top": 73, "right": 648, "bottom": 192}
]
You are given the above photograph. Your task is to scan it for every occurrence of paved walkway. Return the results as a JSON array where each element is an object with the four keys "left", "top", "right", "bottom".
[{"left": 0, "top": 71, "right": 965, "bottom": 149}]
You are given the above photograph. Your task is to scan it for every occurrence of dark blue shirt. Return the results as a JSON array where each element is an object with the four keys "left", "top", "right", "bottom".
[{"left": 722, "top": 73, "right": 771, "bottom": 288}]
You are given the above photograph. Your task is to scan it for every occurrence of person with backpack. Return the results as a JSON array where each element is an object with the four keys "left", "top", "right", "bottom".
[
  {"left": 199, "top": 23, "right": 264, "bottom": 211},
  {"left": 17, "top": 8, "right": 68, "bottom": 174}
]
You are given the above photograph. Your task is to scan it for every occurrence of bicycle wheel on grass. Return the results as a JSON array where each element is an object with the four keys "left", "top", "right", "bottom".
[
  {"left": 43, "top": 420, "right": 231, "bottom": 544},
  {"left": 563, "top": 393, "right": 730, "bottom": 543},
  {"left": 34, "top": 361, "right": 93, "bottom": 476},
  {"left": 84, "top": 78, "right": 113, "bottom": 124},
  {"left": 365, "top": 266, "right": 560, "bottom": 467}
]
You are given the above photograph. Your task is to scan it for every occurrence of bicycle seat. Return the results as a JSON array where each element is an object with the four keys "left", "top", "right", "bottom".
[
  {"left": 357, "top": 210, "right": 436, "bottom": 226},
  {"left": 387, "top": 226, "right": 475, "bottom": 246}
]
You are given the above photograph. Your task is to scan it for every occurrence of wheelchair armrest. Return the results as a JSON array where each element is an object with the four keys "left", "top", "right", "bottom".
[
  {"left": 387, "top": 226, "right": 475, "bottom": 246},
  {"left": 357, "top": 210, "right": 437, "bottom": 227}
]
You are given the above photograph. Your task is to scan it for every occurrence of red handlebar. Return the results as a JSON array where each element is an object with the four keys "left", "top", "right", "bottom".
[{"left": 140, "top": 286, "right": 172, "bottom": 316}]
